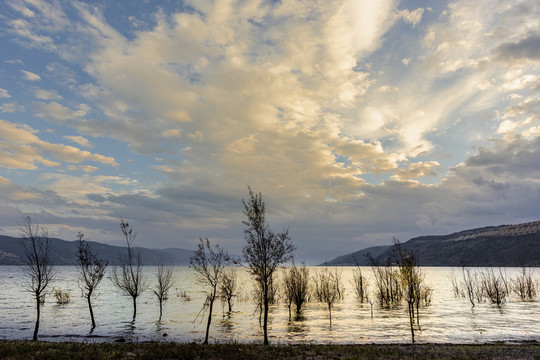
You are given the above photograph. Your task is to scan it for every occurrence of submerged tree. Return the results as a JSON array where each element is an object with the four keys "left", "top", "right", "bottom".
[
  {"left": 242, "top": 187, "right": 295, "bottom": 345},
  {"left": 112, "top": 219, "right": 148, "bottom": 322},
  {"left": 351, "top": 256, "right": 369, "bottom": 303},
  {"left": 282, "top": 262, "right": 310, "bottom": 319},
  {"left": 76, "top": 232, "right": 108, "bottom": 330},
  {"left": 190, "top": 237, "right": 231, "bottom": 344},
  {"left": 153, "top": 264, "right": 174, "bottom": 322},
  {"left": 19, "top": 214, "right": 55, "bottom": 341},
  {"left": 219, "top": 266, "right": 240, "bottom": 313},
  {"left": 314, "top": 268, "right": 342, "bottom": 326},
  {"left": 395, "top": 239, "right": 430, "bottom": 344},
  {"left": 512, "top": 267, "right": 537, "bottom": 300}
]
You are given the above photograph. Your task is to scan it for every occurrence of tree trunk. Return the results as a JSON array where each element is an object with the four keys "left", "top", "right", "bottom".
[
  {"left": 33, "top": 296, "right": 40, "bottom": 341},
  {"left": 159, "top": 299, "right": 163, "bottom": 322},
  {"left": 263, "top": 297, "right": 269, "bottom": 345},
  {"left": 328, "top": 304, "right": 332, "bottom": 327},
  {"left": 409, "top": 303, "right": 415, "bottom": 343},
  {"left": 132, "top": 296, "right": 137, "bottom": 321},
  {"left": 88, "top": 295, "right": 96, "bottom": 330},
  {"left": 205, "top": 294, "right": 215, "bottom": 344}
]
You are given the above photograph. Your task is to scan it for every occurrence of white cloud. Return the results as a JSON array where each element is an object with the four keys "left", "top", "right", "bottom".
[
  {"left": 0, "top": 88, "right": 11, "bottom": 98},
  {"left": 63, "top": 135, "right": 93, "bottom": 148},
  {"left": 21, "top": 70, "right": 41, "bottom": 81}
]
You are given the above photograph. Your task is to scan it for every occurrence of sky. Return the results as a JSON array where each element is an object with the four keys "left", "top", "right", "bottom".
[{"left": 0, "top": 0, "right": 540, "bottom": 264}]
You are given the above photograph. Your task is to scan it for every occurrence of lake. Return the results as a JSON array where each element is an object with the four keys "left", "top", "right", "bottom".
[{"left": 0, "top": 266, "right": 538, "bottom": 344}]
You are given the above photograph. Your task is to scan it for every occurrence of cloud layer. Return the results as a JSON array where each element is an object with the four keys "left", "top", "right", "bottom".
[{"left": 0, "top": 0, "right": 539, "bottom": 261}]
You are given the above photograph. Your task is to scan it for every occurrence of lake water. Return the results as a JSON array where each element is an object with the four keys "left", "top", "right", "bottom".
[{"left": 0, "top": 266, "right": 538, "bottom": 344}]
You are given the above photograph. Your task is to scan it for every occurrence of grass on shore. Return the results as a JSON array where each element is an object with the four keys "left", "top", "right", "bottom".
[{"left": 1, "top": 341, "right": 540, "bottom": 360}]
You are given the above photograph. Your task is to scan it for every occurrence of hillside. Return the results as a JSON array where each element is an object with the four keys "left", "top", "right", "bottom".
[
  {"left": 0, "top": 235, "right": 194, "bottom": 266},
  {"left": 322, "top": 220, "right": 540, "bottom": 266}
]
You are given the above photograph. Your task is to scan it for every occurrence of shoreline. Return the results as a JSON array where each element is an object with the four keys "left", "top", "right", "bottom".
[{"left": 1, "top": 340, "right": 539, "bottom": 360}]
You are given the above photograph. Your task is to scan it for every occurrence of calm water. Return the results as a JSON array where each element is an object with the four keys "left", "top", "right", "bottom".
[{"left": 0, "top": 266, "right": 538, "bottom": 344}]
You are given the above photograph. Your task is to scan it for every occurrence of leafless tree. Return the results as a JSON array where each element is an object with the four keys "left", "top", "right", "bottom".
[
  {"left": 111, "top": 219, "right": 148, "bottom": 321},
  {"left": 76, "top": 232, "right": 107, "bottom": 330},
  {"left": 190, "top": 237, "right": 231, "bottom": 344},
  {"left": 153, "top": 264, "right": 174, "bottom": 322},
  {"left": 219, "top": 266, "right": 240, "bottom": 313},
  {"left": 461, "top": 265, "right": 479, "bottom": 307},
  {"left": 371, "top": 261, "right": 402, "bottom": 307},
  {"left": 512, "top": 267, "right": 537, "bottom": 300},
  {"left": 480, "top": 268, "right": 509, "bottom": 307},
  {"left": 395, "top": 239, "right": 423, "bottom": 343},
  {"left": 282, "top": 262, "right": 310, "bottom": 319},
  {"left": 315, "top": 268, "right": 341, "bottom": 326},
  {"left": 242, "top": 187, "right": 295, "bottom": 345},
  {"left": 351, "top": 257, "right": 369, "bottom": 303},
  {"left": 19, "top": 214, "right": 55, "bottom": 341}
]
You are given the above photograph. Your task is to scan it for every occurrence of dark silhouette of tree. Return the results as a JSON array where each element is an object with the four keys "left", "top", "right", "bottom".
[
  {"left": 242, "top": 187, "right": 295, "bottom": 345},
  {"left": 282, "top": 262, "right": 310, "bottom": 319},
  {"left": 112, "top": 219, "right": 148, "bottom": 322},
  {"left": 76, "top": 232, "right": 107, "bottom": 331},
  {"left": 314, "top": 268, "right": 342, "bottom": 326},
  {"left": 153, "top": 264, "right": 174, "bottom": 322},
  {"left": 190, "top": 237, "right": 231, "bottom": 344},
  {"left": 219, "top": 266, "right": 240, "bottom": 313},
  {"left": 395, "top": 239, "right": 430, "bottom": 343},
  {"left": 19, "top": 214, "right": 55, "bottom": 341}
]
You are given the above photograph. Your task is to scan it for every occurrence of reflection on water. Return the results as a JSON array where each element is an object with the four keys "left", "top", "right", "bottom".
[{"left": 0, "top": 266, "right": 539, "bottom": 344}]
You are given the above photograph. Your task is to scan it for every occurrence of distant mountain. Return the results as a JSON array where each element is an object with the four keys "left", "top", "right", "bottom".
[
  {"left": 0, "top": 235, "right": 194, "bottom": 266},
  {"left": 321, "top": 220, "right": 540, "bottom": 267}
]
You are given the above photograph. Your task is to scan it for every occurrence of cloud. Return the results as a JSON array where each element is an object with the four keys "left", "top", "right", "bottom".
[
  {"left": 0, "top": 119, "right": 118, "bottom": 169},
  {"left": 0, "top": 88, "right": 11, "bottom": 98},
  {"left": 396, "top": 8, "right": 425, "bottom": 27},
  {"left": 63, "top": 135, "right": 92, "bottom": 148},
  {"left": 21, "top": 70, "right": 41, "bottom": 81},
  {"left": 34, "top": 88, "right": 62, "bottom": 100},
  {"left": 496, "top": 32, "right": 540, "bottom": 62}
]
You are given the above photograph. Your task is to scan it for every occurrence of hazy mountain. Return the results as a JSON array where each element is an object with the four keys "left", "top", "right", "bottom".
[
  {"left": 0, "top": 235, "right": 194, "bottom": 266},
  {"left": 321, "top": 220, "right": 540, "bottom": 267}
]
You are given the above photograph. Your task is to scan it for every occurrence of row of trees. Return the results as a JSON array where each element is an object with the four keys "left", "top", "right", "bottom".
[
  {"left": 451, "top": 266, "right": 537, "bottom": 307},
  {"left": 18, "top": 188, "right": 537, "bottom": 344}
]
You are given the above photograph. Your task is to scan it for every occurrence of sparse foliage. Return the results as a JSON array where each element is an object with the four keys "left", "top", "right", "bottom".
[
  {"left": 19, "top": 214, "right": 55, "bottom": 341},
  {"left": 314, "top": 268, "right": 342, "bottom": 326},
  {"left": 351, "top": 259, "right": 369, "bottom": 303},
  {"left": 220, "top": 267, "right": 240, "bottom": 313},
  {"left": 282, "top": 263, "right": 310, "bottom": 319},
  {"left": 76, "top": 232, "right": 108, "bottom": 330},
  {"left": 371, "top": 260, "right": 402, "bottom": 307},
  {"left": 54, "top": 289, "right": 70, "bottom": 305},
  {"left": 395, "top": 239, "right": 431, "bottom": 344},
  {"left": 153, "top": 264, "right": 174, "bottom": 322},
  {"left": 190, "top": 237, "right": 231, "bottom": 344},
  {"left": 111, "top": 219, "right": 148, "bottom": 321},
  {"left": 242, "top": 187, "right": 295, "bottom": 345},
  {"left": 512, "top": 267, "right": 537, "bottom": 300},
  {"left": 480, "top": 268, "right": 509, "bottom": 307}
]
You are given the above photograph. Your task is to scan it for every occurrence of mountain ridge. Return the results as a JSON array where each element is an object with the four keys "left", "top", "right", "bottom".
[
  {"left": 321, "top": 220, "right": 540, "bottom": 267},
  {"left": 0, "top": 235, "right": 194, "bottom": 266}
]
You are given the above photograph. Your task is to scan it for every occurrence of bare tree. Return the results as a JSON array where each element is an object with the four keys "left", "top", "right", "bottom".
[
  {"left": 512, "top": 267, "right": 537, "bottom": 300},
  {"left": 242, "top": 187, "right": 295, "bottom": 345},
  {"left": 153, "top": 264, "right": 174, "bottom": 322},
  {"left": 19, "top": 214, "right": 55, "bottom": 341},
  {"left": 480, "top": 268, "right": 509, "bottom": 307},
  {"left": 76, "top": 232, "right": 107, "bottom": 330},
  {"left": 111, "top": 219, "right": 148, "bottom": 321},
  {"left": 351, "top": 256, "right": 369, "bottom": 303},
  {"left": 282, "top": 262, "right": 310, "bottom": 319},
  {"left": 315, "top": 268, "right": 341, "bottom": 326},
  {"left": 461, "top": 265, "right": 479, "bottom": 307},
  {"left": 395, "top": 239, "right": 428, "bottom": 343},
  {"left": 219, "top": 266, "right": 240, "bottom": 313},
  {"left": 190, "top": 237, "right": 231, "bottom": 344}
]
